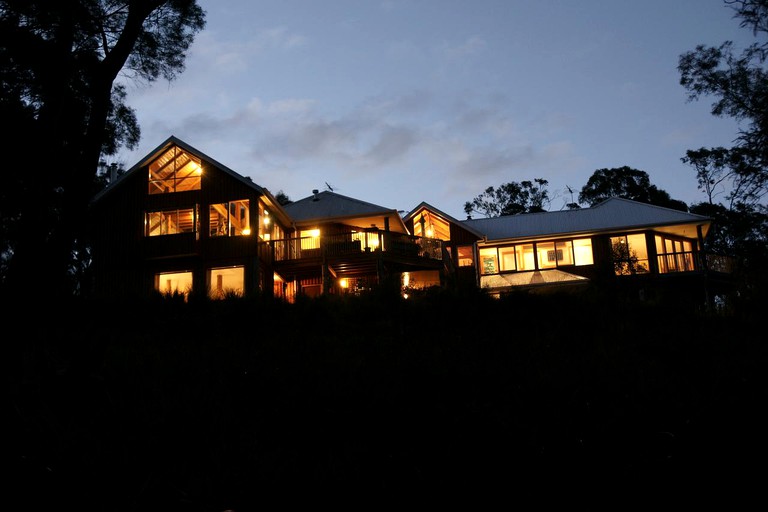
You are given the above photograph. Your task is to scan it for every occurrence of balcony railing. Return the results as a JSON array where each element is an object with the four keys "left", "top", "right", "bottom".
[
  {"left": 657, "top": 251, "right": 696, "bottom": 273},
  {"left": 656, "top": 251, "right": 735, "bottom": 274},
  {"left": 270, "top": 230, "right": 443, "bottom": 262}
]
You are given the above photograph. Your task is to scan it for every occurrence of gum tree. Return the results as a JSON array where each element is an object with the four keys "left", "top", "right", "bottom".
[{"left": 0, "top": 0, "right": 205, "bottom": 297}]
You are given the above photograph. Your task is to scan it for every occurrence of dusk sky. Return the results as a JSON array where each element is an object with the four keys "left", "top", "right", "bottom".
[{"left": 116, "top": 0, "right": 755, "bottom": 219}]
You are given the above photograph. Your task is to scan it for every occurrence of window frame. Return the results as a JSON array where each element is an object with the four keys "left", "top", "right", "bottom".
[
  {"left": 145, "top": 207, "right": 198, "bottom": 237},
  {"left": 477, "top": 237, "right": 591, "bottom": 276}
]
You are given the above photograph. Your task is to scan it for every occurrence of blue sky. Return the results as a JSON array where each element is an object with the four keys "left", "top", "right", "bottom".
[{"left": 116, "top": 0, "right": 755, "bottom": 219}]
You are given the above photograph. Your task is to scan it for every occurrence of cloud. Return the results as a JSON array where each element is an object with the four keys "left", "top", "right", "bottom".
[
  {"left": 188, "top": 26, "right": 305, "bottom": 73},
  {"left": 436, "top": 35, "right": 487, "bottom": 59}
]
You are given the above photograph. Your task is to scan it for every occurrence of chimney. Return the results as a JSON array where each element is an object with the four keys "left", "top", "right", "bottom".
[{"left": 312, "top": 189, "right": 319, "bottom": 201}]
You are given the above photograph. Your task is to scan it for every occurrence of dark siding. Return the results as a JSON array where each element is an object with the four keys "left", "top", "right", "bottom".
[{"left": 90, "top": 152, "right": 276, "bottom": 299}]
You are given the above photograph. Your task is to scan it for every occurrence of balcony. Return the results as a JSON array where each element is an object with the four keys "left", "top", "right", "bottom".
[
  {"left": 271, "top": 230, "right": 441, "bottom": 261},
  {"left": 269, "top": 230, "right": 444, "bottom": 280},
  {"left": 656, "top": 251, "right": 735, "bottom": 274}
]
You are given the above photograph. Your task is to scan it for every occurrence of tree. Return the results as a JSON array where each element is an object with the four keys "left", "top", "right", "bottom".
[
  {"left": 274, "top": 190, "right": 292, "bottom": 206},
  {"left": 464, "top": 179, "right": 550, "bottom": 218},
  {"left": 578, "top": 166, "right": 689, "bottom": 211},
  {"left": 0, "top": 0, "right": 205, "bottom": 298},
  {"left": 678, "top": 0, "right": 768, "bottom": 207},
  {"left": 678, "top": 1, "right": 768, "bottom": 308}
]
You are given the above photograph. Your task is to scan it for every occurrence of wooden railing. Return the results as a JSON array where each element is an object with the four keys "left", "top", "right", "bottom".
[
  {"left": 657, "top": 251, "right": 696, "bottom": 273},
  {"left": 656, "top": 251, "right": 735, "bottom": 274},
  {"left": 269, "top": 230, "right": 443, "bottom": 262}
]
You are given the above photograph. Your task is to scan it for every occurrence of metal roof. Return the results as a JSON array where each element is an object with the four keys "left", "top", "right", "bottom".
[
  {"left": 284, "top": 190, "right": 410, "bottom": 232},
  {"left": 284, "top": 190, "right": 393, "bottom": 220},
  {"left": 462, "top": 198, "right": 712, "bottom": 241}
]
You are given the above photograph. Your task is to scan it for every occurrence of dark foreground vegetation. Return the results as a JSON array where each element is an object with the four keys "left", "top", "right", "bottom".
[{"left": 5, "top": 288, "right": 766, "bottom": 509}]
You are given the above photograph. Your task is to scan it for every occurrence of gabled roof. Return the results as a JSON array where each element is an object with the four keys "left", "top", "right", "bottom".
[
  {"left": 90, "top": 135, "right": 292, "bottom": 225},
  {"left": 404, "top": 201, "right": 485, "bottom": 239},
  {"left": 92, "top": 135, "right": 267, "bottom": 201},
  {"left": 284, "top": 190, "right": 409, "bottom": 232},
  {"left": 463, "top": 197, "right": 711, "bottom": 241}
]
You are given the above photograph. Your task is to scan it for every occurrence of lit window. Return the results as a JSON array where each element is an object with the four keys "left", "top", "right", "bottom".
[
  {"left": 516, "top": 244, "right": 535, "bottom": 271},
  {"left": 655, "top": 235, "right": 695, "bottom": 273},
  {"left": 477, "top": 238, "right": 593, "bottom": 274},
  {"left": 208, "top": 266, "right": 245, "bottom": 299},
  {"left": 210, "top": 200, "right": 250, "bottom": 237},
  {"left": 300, "top": 229, "right": 321, "bottom": 251},
  {"left": 457, "top": 245, "right": 474, "bottom": 267},
  {"left": 573, "top": 238, "right": 593, "bottom": 266},
  {"left": 148, "top": 146, "right": 202, "bottom": 194},
  {"left": 154, "top": 271, "right": 193, "bottom": 298},
  {"left": 537, "top": 242, "right": 558, "bottom": 269},
  {"left": 611, "top": 234, "right": 649, "bottom": 275},
  {"left": 498, "top": 246, "right": 516, "bottom": 271},
  {"left": 479, "top": 247, "right": 498, "bottom": 274},
  {"left": 146, "top": 208, "right": 196, "bottom": 236}
]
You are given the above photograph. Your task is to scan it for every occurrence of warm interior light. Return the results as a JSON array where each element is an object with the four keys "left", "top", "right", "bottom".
[
  {"left": 242, "top": 228, "right": 251, "bottom": 235},
  {"left": 310, "top": 229, "right": 320, "bottom": 237},
  {"left": 339, "top": 278, "right": 348, "bottom": 288},
  {"left": 194, "top": 164, "right": 202, "bottom": 174},
  {"left": 264, "top": 234, "right": 270, "bottom": 241}
]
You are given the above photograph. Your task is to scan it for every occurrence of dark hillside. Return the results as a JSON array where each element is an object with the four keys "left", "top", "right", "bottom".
[{"left": 5, "top": 291, "right": 765, "bottom": 508}]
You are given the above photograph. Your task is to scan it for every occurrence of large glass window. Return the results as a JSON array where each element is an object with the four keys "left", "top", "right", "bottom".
[
  {"left": 146, "top": 208, "right": 197, "bottom": 236},
  {"left": 259, "top": 202, "right": 271, "bottom": 240},
  {"left": 498, "top": 246, "right": 516, "bottom": 271},
  {"left": 210, "top": 200, "right": 250, "bottom": 237},
  {"left": 479, "top": 247, "right": 498, "bottom": 274},
  {"left": 477, "top": 238, "right": 593, "bottom": 275},
  {"left": 413, "top": 211, "right": 450, "bottom": 240},
  {"left": 516, "top": 244, "right": 536, "bottom": 271},
  {"left": 656, "top": 235, "right": 695, "bottom": 273},
  {"left": 351, "top": 230, "right": 381, "bottom": 251},
  {"left": 537, "top": 242, "right": 558, "bottom": 269},
  {"left": 300, "top": 229, "right": 321, "bottom": 250},
  {"left": 573, "top": 238, "right": 594, "bottom": 265},
  {"left": 154, "top": 271, "right": 193, "bottom": 297},
  {"left": 148, "top": 145, "right": 202, "bottom": 194},
  {"left": 457, "top": 245, "right": 474, "bottom": 267},
  {"left": 611, "top": 234, "right": 649, "bottom": 275},
  {"left": 208, "top": 266, "right": 245, "bottom": 299}
]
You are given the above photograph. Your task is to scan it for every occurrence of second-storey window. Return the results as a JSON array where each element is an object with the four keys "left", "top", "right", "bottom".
[
  {"left": 210, "top": 200, "right": 250, "bottom": 237},
  {"left": 146, "top": 208, "right": 197, "bottom": 236}
]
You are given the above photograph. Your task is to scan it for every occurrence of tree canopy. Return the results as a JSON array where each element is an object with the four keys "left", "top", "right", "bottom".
[
  {"left": 678, "top": 0, "right": 768, "bottom": 302},
  {"left": 0, "top": 0, "right": 205, "bottom": 297},
  {"left": 463, "top": 179, "right": 550, "bottom": 218},
  {"left": 578, "top": 166, "right": 689, "bottom": 211},
  {"left": 678, "top": 0, "right": 768, "bottom": 207}
]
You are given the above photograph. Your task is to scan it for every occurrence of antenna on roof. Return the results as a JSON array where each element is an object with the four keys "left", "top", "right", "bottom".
[{"left": 325, "top": 181, "right": 338, "bottom": 192}]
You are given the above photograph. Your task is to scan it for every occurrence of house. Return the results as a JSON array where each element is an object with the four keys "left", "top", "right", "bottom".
[
  {"left": 277, "top": 190, "right": 444, "bottom": 297},
  {"left": 89, "top": 135, "right": 733, "bottom": 304},
  {"left": 405, "top": 199, "right": 735, "bottom": 303},
  {"left": 89, "top": 136, "right": 292, "bottom": 300},
  {"left": 89, "top": 136, "right": 444, "bottom": 302}
]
